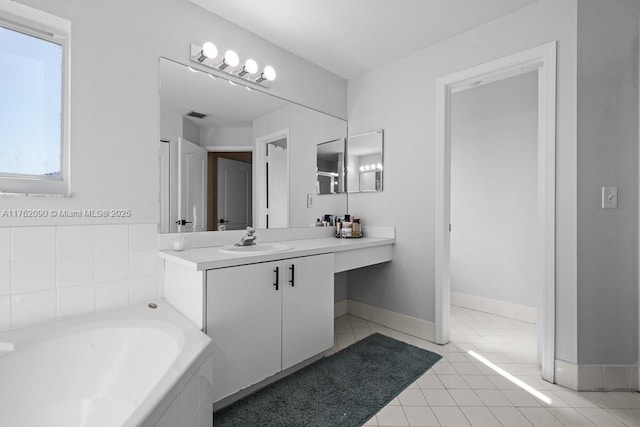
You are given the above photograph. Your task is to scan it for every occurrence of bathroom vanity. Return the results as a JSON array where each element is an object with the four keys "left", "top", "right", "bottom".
[{"left": 159, "top": 227, "right": 394, "bottom": 404}]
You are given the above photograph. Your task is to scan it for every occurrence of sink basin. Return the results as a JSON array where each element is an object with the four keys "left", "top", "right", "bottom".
[{"left": 218, "top": 243, "right": 294, "bottom": 255}]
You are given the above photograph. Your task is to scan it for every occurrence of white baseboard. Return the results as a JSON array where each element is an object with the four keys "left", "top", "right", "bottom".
[
  {"left": 344, "top": 299, "right": 435, "bottom": 342},
  {"left": 451, "top": 291, "right": 537, "bottom": 324},
  {"left": 334, "top": 300, "right": 348, "bottom": 318},
  {"left": 554, "top": 359, "right": 638, "bottom": 391}
]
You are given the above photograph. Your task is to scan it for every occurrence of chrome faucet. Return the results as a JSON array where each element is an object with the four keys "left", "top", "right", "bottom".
[{"left": 235, "top": 226, "right": 257, "bottom": 246}]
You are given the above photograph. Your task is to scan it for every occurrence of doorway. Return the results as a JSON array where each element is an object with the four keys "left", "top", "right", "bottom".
[
  {"left": 207, "top": 151, "right": 252, "bottom": 231},
  {"left": 255, "top": 129, "right": 290, "bottom": 229},
  {"left": 435, "top": 42, "right": 557, "bottom": 382},
  {"left": 450, "top": 71, "right": 539, "bottom": 374}
]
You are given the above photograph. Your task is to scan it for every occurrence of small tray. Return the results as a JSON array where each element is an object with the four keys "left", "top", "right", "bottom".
[{"left": 335, "top": 233, "right": 363, "bottom": 239}]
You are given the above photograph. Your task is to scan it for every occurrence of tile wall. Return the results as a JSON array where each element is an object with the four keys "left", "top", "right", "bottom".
[{"left": 0, "top": 224, "right": 159, "bottom": 331}]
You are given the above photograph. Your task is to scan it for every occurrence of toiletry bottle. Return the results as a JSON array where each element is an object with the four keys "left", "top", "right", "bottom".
[
  {"left": 316, "top": 218, "right": 322, "bottom": 227},
  {"left": 342, "top": 219, "right": 352, "bottom": 237},
  {"left": 353, "top": 217, "right": 361, "bottom": 237},
  {"left": 335, "top": 219, "right": 342, "bottom": 236}
]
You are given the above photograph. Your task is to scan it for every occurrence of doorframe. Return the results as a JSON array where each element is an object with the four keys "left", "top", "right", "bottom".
[
  {"left": 255, "top": 129, "right": 290, "bottom": 229},
  {"left": 434, "top": 42, "right": 557, "bottom": 382}
]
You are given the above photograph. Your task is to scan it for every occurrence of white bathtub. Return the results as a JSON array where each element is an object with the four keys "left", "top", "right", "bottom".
[{"left": 0, "top": 301, "right": 212, "bottom": 427}]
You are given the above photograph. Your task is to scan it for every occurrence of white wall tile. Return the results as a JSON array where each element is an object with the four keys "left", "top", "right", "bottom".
[
  {"left": 12, "top": 290, "right": 56, "bottom": 326},
  {"left": 0, "top": 223, "right": 159, "bottom": 332},
  {"left": 12, "top": 227, "right": 56, "bottom": 260},
  {"left": 95, "top": 252, "right": 128, "bottom": 283},
  {"left": 57, "top": 225, "right": 95, "bottom": 257},
  {"left": 95, "top": 224, "right": 128, "bottom": 254},
  {"left": 129, "top": 275, "right": 158, "bottom": 304},
  {"left": 129, "top": 224, "right": 158, "bottom": 252},
  {"left": 57, "top": 255, "right": 95, "bottom": 288},
  {"left": 129, "top": 251, "right": 159, "bottom": 278},
  {"left": 58, "top": 285, "right": 95, "bottom": 317},
  {"left": 95, "top": 280, "right": 129, "bottom": 311},
  {"left": 0, "top": 228, "right": 10, "bottom": 260},
  {"left": 0, "top": 296, "right": 10, "bottom": 329},
  {"left": 0, "top": 261, "right": 10, "bottom": 296},
  {"left": 12, "top": 258, "right": 56, "bottom": 293}
]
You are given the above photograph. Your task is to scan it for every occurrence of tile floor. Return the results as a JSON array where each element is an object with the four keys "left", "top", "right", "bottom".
[{"left": 330, "top": 305, "right": 640, "bottom": 426}]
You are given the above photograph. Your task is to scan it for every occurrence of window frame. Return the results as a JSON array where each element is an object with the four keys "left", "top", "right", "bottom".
[{"left": 0, "top": 2, "right": 70, "bottom": 196}]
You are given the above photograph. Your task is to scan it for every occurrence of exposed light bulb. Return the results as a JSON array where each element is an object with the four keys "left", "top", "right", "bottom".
[
  {"left": 224, "top": 50, "right": 239, "bottom": 67},
  {"left": 263, "top": 65, "right": 276, "bottom": 81},
  {"left": 376, "top": 163, "right": 383, "bottom": 170},
  {"left": 238, "top": 58, "right": 259, "bottom": 77},
  {"left": 202, "top": 42, "right": 217, "bottom": 59},
  {"left": 256, "top": 65, "right": 277, "bottom": 84},
  {"left": 245, "top": 59, "right": 258, "bottom": 74},
  {"left": 365, "top": 165, "right": 371, "bottom": 171},
  {"left": 370, "top": 163, "right": 376, "bottom": 170},
  {"left": 196, "top": 42, "right": 218, "bottom": 62},
  {"left": 359, "top": 166, "right": 365, "bottom": 172}
]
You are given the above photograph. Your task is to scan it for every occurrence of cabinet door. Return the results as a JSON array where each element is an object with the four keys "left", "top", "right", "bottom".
[
  {"left": 281, "top": 253, "right": 334, "bottom": 370},
  {"left": 207, "top": 261, "right": 282, "bottom": 402}
]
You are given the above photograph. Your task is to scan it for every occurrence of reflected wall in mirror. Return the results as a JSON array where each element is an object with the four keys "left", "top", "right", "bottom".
[
  {"left": 346, "top": 129, "right": 384, "bottom": 193},
  {"left": 316, "top": 138, "right": 345, "bottom": 195},
  {"left": 159, "top": 58, "right": 348, "bottom": 233}
]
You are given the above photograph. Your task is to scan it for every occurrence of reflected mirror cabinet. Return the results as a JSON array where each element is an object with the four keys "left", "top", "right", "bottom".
[{"left": 316, "top": 129, "right": 384, "bottom": 195}]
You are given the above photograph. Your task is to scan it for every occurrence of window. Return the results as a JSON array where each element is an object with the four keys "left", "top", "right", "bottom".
[{"left": 0, "top": 4, "right": 69, "bottom": 195}]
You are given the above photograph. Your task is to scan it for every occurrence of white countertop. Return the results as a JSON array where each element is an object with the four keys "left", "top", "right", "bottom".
[{"left": 159, "top": 236, "right": 395, "bottom": 271}]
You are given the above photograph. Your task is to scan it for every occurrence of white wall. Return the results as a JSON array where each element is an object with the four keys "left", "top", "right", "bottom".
[
  {"left": 450, "top": 72, "right": 538, "bottom": 308},
  {"left": 253, "top": 104, "right": 348, "bottom": 227},
  {"left": 201, "top": 127, "right": 253, "bottom": 148},
  {"left": 1, "top": 0, "right": 346, "bottom": 227},
  {"left": 346, "top": 0, "right": 579, "bottom": 363},
  {"left": 575, "top": 0, "right": 639, "bottom": 365},
  {"left": 182, "top": 118, "right": 201, "bottom": 145}
]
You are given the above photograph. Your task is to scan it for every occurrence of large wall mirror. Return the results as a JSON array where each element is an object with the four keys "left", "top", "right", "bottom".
[
  {"left": 346, "top": 129, "right": 384, "bottom": 193},
  {"left": 159, "top": 58, "right": 347, "bottom": 233}
]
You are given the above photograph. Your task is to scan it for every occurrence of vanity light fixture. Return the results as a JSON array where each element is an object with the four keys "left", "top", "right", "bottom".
[{"left": 190, "top": 42, "right": 277, "bottom": 88}]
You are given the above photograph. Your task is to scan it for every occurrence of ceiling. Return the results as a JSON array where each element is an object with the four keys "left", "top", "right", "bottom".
[
  {"left": 190, "top": 0, "right": 538, "bottom": 79},
  {"left": 160, "top": 59, "right": 289, "bottom": 128}
]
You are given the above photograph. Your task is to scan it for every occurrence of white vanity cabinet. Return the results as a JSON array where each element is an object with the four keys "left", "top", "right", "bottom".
[{"left": 206, "top": 253, "right": 334, "bottom": 402}]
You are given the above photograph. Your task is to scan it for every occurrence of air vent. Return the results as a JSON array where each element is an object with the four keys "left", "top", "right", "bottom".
[{"left": 186, "top": 111, "right": 207, "bottom": 119}]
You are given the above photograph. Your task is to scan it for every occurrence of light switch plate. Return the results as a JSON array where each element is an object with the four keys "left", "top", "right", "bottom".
[
  {"left": 602, "top": 186, "right": 617, "bottom": 209},
  {"left": 307, "top": 194, "right": 314, "bottom": 208}
]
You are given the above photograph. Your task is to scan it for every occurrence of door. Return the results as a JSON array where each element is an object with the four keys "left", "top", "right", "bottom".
[
  {"left": 266, "top": 142, "right": 289, "bottom": 228},
  {"left": 207, "top": 262, "right": 282, "bottom": 402},
  {"left": 217, "top": 157, "right": 252, "bottom": 230},
  {"left": 281, "top": 254, "right": 334, "bottom": 370},
  {"left": 178, "top": 137, "right": 207, "bottom": 232}
]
